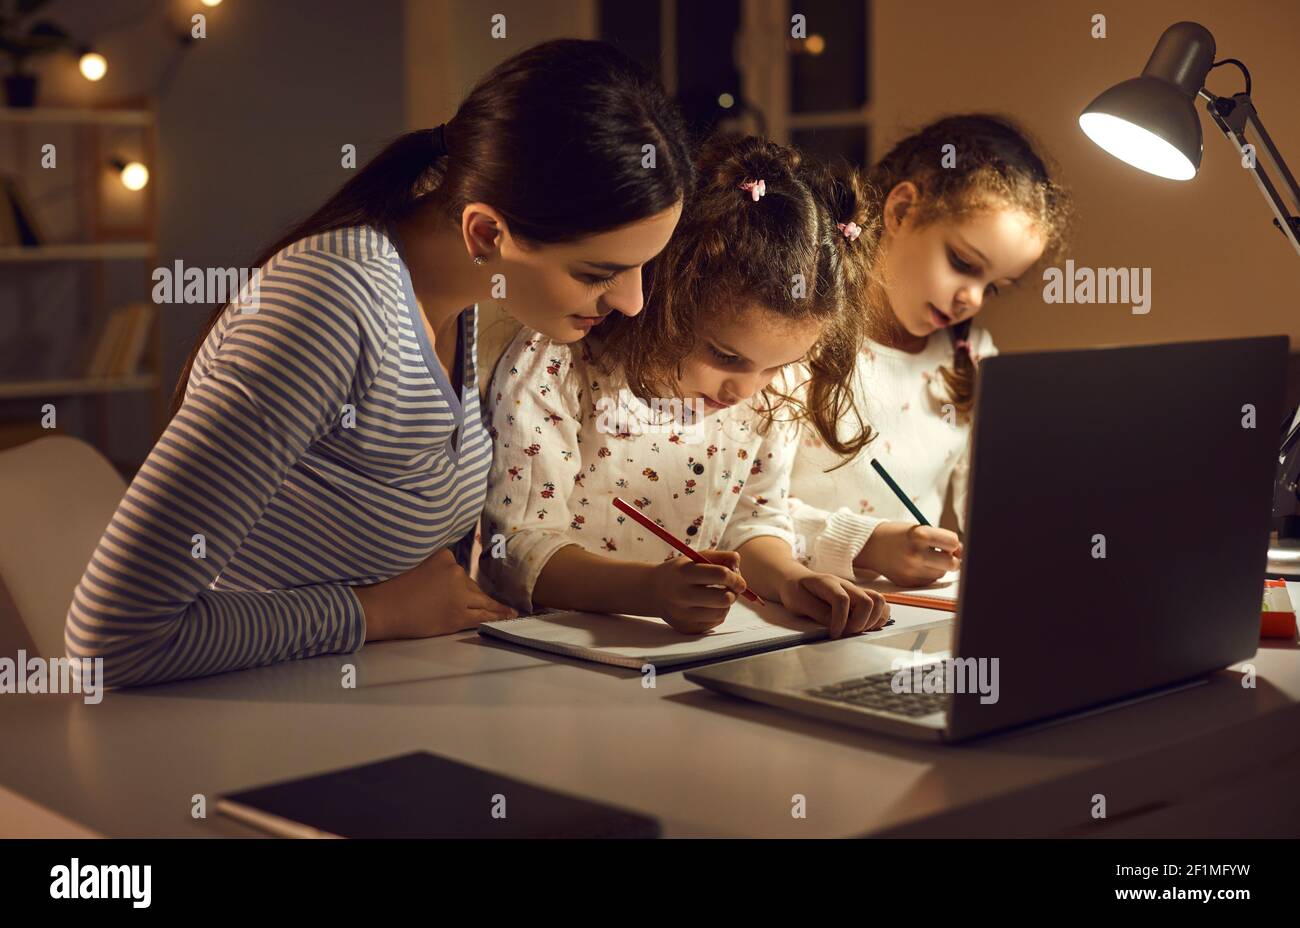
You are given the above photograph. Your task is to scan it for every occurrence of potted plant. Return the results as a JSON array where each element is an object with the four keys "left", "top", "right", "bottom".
[{"left": 0, "top": 0, "right": 74, "bottom": 108}]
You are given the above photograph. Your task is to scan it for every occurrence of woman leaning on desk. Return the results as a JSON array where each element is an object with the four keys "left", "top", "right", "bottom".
[{"left": 64, "top": 40, "right": 694, "bottom": 688}]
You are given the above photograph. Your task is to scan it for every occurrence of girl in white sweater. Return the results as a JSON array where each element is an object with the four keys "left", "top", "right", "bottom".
[
  {"left": 480, "top": 135, "right": 890, "bottom": 638},
  {"left": 790, "top": 115, "right": 1073, "bottom": 587}
]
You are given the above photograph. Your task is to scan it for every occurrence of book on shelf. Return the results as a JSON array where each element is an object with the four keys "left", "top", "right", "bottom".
[
  {"left": 114, "top": 303, "right": 155, "bottom": 375},
  {"left": 0, "top": 180, "right": 19, "bottom": 246},
  {"left": 86, "top": 310, "right": 125, "bottom": 378},
  {"left": 85, "top": 303, "right": 155, "bottom": 378},
  {"left": 0, "top": 175, "right": 45, "bottom": 246}
]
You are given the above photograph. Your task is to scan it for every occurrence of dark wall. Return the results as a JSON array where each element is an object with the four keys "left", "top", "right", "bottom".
[{"left": 8, "top": 0, "right": 405, "bottom": 465}]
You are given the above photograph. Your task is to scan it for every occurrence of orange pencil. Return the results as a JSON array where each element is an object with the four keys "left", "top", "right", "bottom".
[
  {"left": 611, "top": 496, "right": 765, "bottom": 605},
  {"left": 879, "top": 592, "right": 956, "bottom": 613}
]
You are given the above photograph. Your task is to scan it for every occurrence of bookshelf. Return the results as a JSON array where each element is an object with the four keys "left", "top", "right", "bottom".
[
  {"left": 0, "top": 374, "right": 157, "bottom": 400},
  {"left": 0, "top": 242, "right": 152, "bottom": 261},
  {"left": 0, "top": 100, "right": 162, "bottom": 473},
  {"left": 0, "top": 107, "right": 154, "bottom": 127}
]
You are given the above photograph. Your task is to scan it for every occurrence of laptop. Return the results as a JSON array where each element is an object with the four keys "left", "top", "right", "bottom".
[{"left": 686, "top": 336, "right": 1287, "bottom": 742}]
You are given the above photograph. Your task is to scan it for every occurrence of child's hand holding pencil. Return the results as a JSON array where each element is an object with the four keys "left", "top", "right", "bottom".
[
  {"left": 644, "top": 550, "right": 753, "bottom": 634},
  {"left": 611, "top": 496, "right": 762, "bottom": 634},
  {"left": 856, "top": 522, "right": 962, "bottom": 587},
  {"left": 859, "top": 458, "right": 962, "bottom": 586}
]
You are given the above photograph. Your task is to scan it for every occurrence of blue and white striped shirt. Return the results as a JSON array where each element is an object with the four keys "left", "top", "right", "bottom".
[{"left": 65, "top": 225, "right": 492, "bottom": 687}]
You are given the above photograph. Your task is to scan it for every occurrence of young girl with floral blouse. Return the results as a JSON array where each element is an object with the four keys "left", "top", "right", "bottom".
[{"left": 479, "top": 135, "right": 891, "bottom": 638}]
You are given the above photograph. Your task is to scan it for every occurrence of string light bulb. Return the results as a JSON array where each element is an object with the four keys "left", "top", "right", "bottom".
[
  {"left": 78, "top": 50, "right": 107, "bottom": 81},
  {"left": 109, "top": 158, "right": 150, "bottom": 191}
]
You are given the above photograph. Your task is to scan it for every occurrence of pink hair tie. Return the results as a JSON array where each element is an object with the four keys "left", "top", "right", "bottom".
[
  {"left": 954, "top": 338, "right": 981, "bottom": 365},
  {"left": 836, "top": 220, "right": 861, "bottom": 242},
  {"left": 739, "top": 179, "right": 766, "bottom": 201}
]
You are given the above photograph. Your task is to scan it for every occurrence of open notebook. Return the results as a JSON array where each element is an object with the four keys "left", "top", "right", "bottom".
[
  {"left": 479, "top": 599, "right": 845, "bottom": 669},
  {"left": 858, "top": 570, "right": 960, "bottom": 612}
]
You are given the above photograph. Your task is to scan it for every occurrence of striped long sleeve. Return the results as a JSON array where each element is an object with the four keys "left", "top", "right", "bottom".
[{"left": 65, "top": 226, "right": 491, "bottom": 688}]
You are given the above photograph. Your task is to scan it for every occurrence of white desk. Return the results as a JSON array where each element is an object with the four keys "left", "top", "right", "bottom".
[{"left": 2, "top": 602, "right": 1299, "bottom": 838}]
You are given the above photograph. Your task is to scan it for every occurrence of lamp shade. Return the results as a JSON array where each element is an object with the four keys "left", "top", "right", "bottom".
[{"left": 1079, "top": 21, "right": 1216, "bottom": 181}]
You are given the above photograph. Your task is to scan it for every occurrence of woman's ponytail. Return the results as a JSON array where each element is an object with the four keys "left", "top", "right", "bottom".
[{"left": 169, "top": 39, "right": 694, "bottom": 420}]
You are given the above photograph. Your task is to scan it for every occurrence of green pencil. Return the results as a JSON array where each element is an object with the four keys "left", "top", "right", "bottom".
[{"left": 870, "top": 458, "right": 930, "bottom": 526}]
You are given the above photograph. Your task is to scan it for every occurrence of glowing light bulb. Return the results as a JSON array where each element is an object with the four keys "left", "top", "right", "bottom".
[
  {"left": 1078, "top": 112, "right": 1196, "bottom": 181},
  {"left": 79, "top": 52, "right": 107, "bottom": 82},
  {"left": 119, "top": 162, "right": 149, "bottom": 191}
]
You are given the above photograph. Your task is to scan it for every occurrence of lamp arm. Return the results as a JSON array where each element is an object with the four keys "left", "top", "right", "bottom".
[
  {"left": 1198, "top": 88, "right": 1300, "bottom": 522},
  {"left": 1198, "top": 88, "right": 1300, "bottom": 258}
]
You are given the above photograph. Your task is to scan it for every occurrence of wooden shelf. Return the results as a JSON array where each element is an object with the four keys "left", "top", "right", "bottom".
[
  {"left": 0, "top": 243, "right": 153, "bottom": 262},
  {"left": 0, "top": 375, "right": 159, "bottom": 400},
  {"left": 0, "top": 106, "right": 154, "bottom": 127},
  {"left": 2, "top": 97, "right": 163, "bottom": 472}
]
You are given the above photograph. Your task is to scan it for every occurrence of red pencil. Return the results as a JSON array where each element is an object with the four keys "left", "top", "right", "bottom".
[{"left": 611, "top": 496, "right": 766, "bottom": 605}]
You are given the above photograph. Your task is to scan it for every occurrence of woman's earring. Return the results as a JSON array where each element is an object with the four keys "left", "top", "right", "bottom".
[{"left": 472, "top": 255, "right": 487, "bottom": 266}]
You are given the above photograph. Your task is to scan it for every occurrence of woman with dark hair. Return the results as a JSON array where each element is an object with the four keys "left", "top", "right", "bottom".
[{"left": 65, "top": 39, "right": 694, "bottom": 687}]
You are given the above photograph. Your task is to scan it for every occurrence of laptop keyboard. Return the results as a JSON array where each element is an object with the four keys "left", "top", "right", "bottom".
[{"left": 807, "top": 668, "right": 951, "bottom": 717}]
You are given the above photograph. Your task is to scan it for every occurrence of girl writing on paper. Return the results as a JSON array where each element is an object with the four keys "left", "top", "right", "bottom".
[
  {"left": 788, "top": 114, "right": 1072, "bottom": 588},
  {"left": 480, "top": 134, "right": 891, "bottom": 638}
]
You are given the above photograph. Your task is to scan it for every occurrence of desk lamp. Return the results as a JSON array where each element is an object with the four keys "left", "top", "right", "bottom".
[{"left": 1079, "top": 21, "right": 1300, "bottom": 575}]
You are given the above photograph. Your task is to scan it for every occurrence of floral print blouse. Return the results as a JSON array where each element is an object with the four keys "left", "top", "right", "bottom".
[{"left": 478, "top": 327, "right": 800, "bottom": 613}]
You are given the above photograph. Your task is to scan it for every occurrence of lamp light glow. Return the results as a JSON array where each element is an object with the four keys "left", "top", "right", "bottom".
[
  {"left": 1078, "top": 112, "right": 1196, "bottom": 180},
  {"left": 1079, "top": 21, "right": 1215, "bottom": 180},
  {"left": 118, "top": 161, "right": 149, "bottom": 191},
  {"left": 78, "top": 52, "right": 107, "bottom": 82}
]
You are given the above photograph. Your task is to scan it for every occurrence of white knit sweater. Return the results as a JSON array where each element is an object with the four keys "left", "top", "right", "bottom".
[{"left": 788, "top": 327, "right": 997, "bottom": 580}]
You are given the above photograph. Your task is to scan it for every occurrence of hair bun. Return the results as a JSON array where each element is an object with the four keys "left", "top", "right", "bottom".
[
  {"left": 804, "top": 159, "right": 877, "bottom": 246},
  {"left": 698, "top": 134, "right": 801, "bottom": 194}
]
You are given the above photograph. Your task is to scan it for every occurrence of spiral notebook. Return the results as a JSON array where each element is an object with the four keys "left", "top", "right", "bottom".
[{"left": 479, "top": 598, "right": 837, "bottom": 669}]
